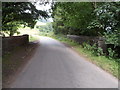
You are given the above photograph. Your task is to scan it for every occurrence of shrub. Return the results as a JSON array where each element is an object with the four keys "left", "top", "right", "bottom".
[
  {"left": 96, "top": 47, "right": 104, "bottom": 56},
  {"left": 83, "top": 42, "right": 92, "bottom": 50},
  {"left": 107, "top": 48, "right": 118, "bottom": 59},
  {"left": 83, "top": 43, "right": 104, "bottom": 56}
]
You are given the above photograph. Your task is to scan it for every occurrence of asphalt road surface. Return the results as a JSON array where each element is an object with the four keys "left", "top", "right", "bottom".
[{"left": 11, "top": 36, "right": 118, "bottom": 88}]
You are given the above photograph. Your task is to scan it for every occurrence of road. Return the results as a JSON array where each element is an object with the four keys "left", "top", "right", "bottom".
[{"left": 11, "top": 36, "right": 118, "bottom": 88}]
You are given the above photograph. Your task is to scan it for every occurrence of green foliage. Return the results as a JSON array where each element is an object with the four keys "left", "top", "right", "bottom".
[
  {"left": 96, "top": 47, "right": 104, "bottom": 56},
  {"left": 52, "top": 2, "right": 120, "bottom": 37},
  {"left": 87, "top": 20, "right": 103, "bottom": 36},
  {"left": 2, "top": 21, "right": 20, "bottom": 36},
  {"left": 2, "top": 2, "right": 49, "bottom": 36},
  {"left": 82, "top": 41, "right": 119, "bottom": 59},
  {"left": 83, "top": 43, "right": 93, "bottom": 50},
  {"left": 83, "top": 43, "right": 103, "bottom": 56},
  {"left": 94, "top": 2, "right": 120, "bottom": 32},
  {"left": 29, "top": 35, "right": 39, "bottom": 42},
  {"left": 36, "top": 22, "right": 53, "bottom": 36},
  {"left": 61, "top": 2, "right": 94, "bottom": 29},
  {"left": 52, "top": 2, "right": 95, "bottom": 35},
  {"left": 104, "top": 30, "right": 120, "bottom": 46},
  {"left": 52, "top": 2, "right": 120, "bottom": 56},
  {"left": 107, "top": 48, "right": 118, "bottom": 59}
]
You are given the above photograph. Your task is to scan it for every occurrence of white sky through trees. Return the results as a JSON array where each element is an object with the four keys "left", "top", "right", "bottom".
[{"left": 35, "top": 2, "right": 53, "bottom": 22}]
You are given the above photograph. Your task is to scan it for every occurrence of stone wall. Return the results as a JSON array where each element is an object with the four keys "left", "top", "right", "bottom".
[
  {"left": 67, "top": 35, "right": 107, "bottom": 53},
  {"left": 2, "top": 34, "right": 29, "bottom": 55}
]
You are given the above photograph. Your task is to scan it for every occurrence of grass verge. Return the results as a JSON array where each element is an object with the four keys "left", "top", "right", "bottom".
[
  {"left": 49, "top": 34, "right": 119, "bottom": 79},
  {"left": 29, "top": 35, "right": 39, "bottom": 42}
]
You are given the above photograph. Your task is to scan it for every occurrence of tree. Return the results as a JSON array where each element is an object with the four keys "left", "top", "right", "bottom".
[
  {"left": 2, "top": 2, "right": 49, "bottom": 36},
  {"left": 92, "top": 2, "right": 120, "bottom": 45},
  {"left": 52, "top": 2, "right": 95, "bottom": 35},
  {"left": 2, "top": 21, "right": 21, "bottom": 36},
  {"left": 36, "top": 22, "right": 53, "bottom": 32},
  {"left": 52, "top": 2, "right": 120, "bottom": 37},
  {"left": 93, "top": 2, "right": 120, "bottom": 33}
]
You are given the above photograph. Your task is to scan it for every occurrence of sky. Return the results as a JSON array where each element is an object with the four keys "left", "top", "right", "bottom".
[{"left": 35, "top": 2, "right": 53, "bottom": 23}]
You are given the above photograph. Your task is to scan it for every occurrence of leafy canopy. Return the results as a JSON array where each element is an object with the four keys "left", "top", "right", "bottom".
[
  {"left": 52, "top": 2, "right": 95, "bottom": 35},
  {"left": 2, "top": 2, "right": 49, "bottom": 36}
]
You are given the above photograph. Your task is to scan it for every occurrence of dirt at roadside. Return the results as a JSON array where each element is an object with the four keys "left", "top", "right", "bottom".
[{"left": 2, "top": 41, "right": 39, "bottom": 88}]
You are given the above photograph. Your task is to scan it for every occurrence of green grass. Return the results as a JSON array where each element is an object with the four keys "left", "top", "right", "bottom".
[
  {"left": 49, "top": 34, "right": 119, "bottom": 79},
  {"left": 29, "top": 35, "right": 39, "bottom": 42}
]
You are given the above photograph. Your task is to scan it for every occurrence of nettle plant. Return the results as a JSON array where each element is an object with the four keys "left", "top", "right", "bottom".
[
  {"left": 82, "top": 42, "right": 104, "bottom": 56},
  {"left": 107, "top": 48, "right": 118, "bottom": 59},
  {"left": 104, "top": 31, "right": 120, "bottom": 47}
]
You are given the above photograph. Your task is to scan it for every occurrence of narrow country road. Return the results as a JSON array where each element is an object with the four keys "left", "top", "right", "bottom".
[{"left": 11, "top": 36, "right": 118, "bottom": 88}]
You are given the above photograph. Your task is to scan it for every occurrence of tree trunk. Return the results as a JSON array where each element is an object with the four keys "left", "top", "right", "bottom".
[{"left": 9, "top": 31, "right": 14, "bottom": 36}]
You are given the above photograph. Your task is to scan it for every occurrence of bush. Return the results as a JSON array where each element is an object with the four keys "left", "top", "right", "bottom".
[
  {"left": 83, "top": 43, "right": 92, "bottom": 50},
  {"left": 107, "top": 48, "right": 118, "bottom": 59},
  {"left": 96, "top": 47, "right": 104, "bottom": 56},
  {"left": 82, "top": 43, "right": 104, "bottom": 56}
]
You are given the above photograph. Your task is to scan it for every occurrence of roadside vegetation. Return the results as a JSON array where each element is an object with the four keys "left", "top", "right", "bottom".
[
  {"left": 52, "top": 2, "right": 120, "bottom": 55},
  {"left": 2, "top": 2, "right": 49, "bottom": 37},
  {"left": 29, "top": 35, "right": 39, "bottom": 42}
]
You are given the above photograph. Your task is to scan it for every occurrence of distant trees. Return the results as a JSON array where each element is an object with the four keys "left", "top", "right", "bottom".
[
  {"left": 2, "top": 2, "right": 49, "bottom": 36},
  {"left": 36, "top": 22, "right": 53, "bottom": 33}
]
